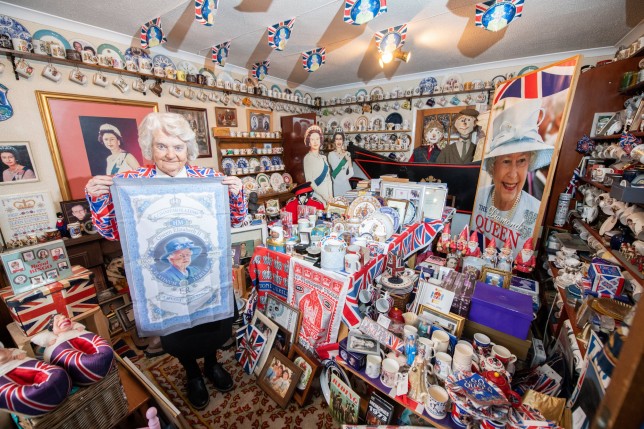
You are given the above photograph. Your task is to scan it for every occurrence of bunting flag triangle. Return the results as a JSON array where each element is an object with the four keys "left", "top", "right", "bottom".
[
  {"left": 374, "top": 24, "right": 407, "bottom": 54},
  {"left": 195, "top": 0, "right": 219, "bottom": 26},
  {"left": 302, "top": 48, "right": 326, "bottom": 73},
  {"left": 344, "top": 0, "right": 387, "bottom": 25},
  {"left": 267, "top": 18, "right": 295, "bottom": 51},
  {"left": 252, "top": 60, "right": 270, "bottom": 81},
  {"left": 475, "top": 0, "right": 524, "bottom": 32},
  {"left": 140, "top": 18, "right": 166, "bottom": 49},
  {"left": 212, "top": 41, "right": 231, "bottom": 66}
]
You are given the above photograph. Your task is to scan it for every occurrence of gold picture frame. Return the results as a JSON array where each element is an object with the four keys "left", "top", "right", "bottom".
[
  {"left": 247, "top": 109, "right": 272, "bottom": 132},
  {"left": 479, "top": 267, "right": 512, "bottom": 289},
  {"left": 417, "top": 304, "right": 465, "bottom": 337}
]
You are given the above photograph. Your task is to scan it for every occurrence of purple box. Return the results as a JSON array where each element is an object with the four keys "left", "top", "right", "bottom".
[
  {"left": 469, "top": 282, "right": 533, "bottom": 340},
  {"left": 339, "top": 338, "right": 366, "bottom": 371}
]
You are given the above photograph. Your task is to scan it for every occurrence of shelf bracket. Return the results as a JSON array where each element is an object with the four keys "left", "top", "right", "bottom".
[{"left": 8, "top": 52, "right": 19, "bottom": 81}]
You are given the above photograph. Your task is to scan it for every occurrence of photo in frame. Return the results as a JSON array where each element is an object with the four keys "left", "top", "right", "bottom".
[
  {"left": 385, "top": 198, "right": 408, "bottom": 227},
  {"left": 417, "top": 304, "right": 465, "bottom": 337},
  {"left": 273, "top": 324, "right": 292, "bottom": 356},
  {"left": 381, "top": 182, "right": 425, "bottom": 225},
  {"left": 215, "top": 107, "right": 238, "bottom": 127},
  {"left": 596, "top": 113, "right": 621, "bottom": 137},
  {"left": 252, "top": 310, "right": 279, "bottom": 375},
  {"left": 264, "top": 295, "right": 301, "bottom": 349},
  {"left": 257, "top": 349, "right": 303, "bottom": 409},
  {"left": 288, "top": 345, "right": 321, "bottom": 407},
  {"left": 100, "top": 294, "right": 131, "bottom": 316},
  {"left": 346, "top": 331, "right": 380, "bottom": 355},
  {"left": 470, "top": 56, "right": 581, "bottom": 259},
  {"left": 590, "top": 112, "right": 616, "bottom": 137},
  {"left": 107, "top": 313, "right": 123, "bottom": 336},
  {"left": 115, "top": 302, "right": 136, "bottom": 331},
  {"left": 165, "top": 105, "right": 211, "bottom": 158},
  {"left": 480, "top": 267, "right": 511, "bottom": 289},
  {"left": 327, "top": 203, "right": 348, "bottom": 218},
  {"left": 247, "top": 109, "right": 272, "bottom": 132},
  {"left": 0, "top": 142, "right": 39, "bottom": 184},
  {"left": 60, "top": 199, "right": 96, "bottom": 235},
  {"left": 36, "top": 92, "right": 158, "bottom": 200}
]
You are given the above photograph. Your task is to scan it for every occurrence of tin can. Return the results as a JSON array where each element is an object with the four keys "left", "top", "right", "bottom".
[{"left": 554, "top": 193, "right": 572, "bottom": 227}]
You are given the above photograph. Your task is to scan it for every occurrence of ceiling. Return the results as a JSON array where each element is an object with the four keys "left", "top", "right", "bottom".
[{"left": 4, "top": 0, "right": 642, "bottom": 89}]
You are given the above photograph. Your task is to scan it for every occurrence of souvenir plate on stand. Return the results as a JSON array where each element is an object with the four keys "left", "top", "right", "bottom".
[
  {"left": 403, "top": 200, "right": 417, "bottom": 225},
  {"left": 34, "top": 29, "right": 71, "bottom": 50},
  {"left": 177, "top": 61, "right": 198, "bottom": 75},
  {"left": 271, "top": 85, "right": 282, "bottom": 97},
  {"left": 256, "top": 173, "right": 271, "bottom": 190},
  {"left": 249, "top": 158, "right": 260, "bottom": 170},
  {"left": 491, "top": 75, "right": 506, "bottom": 87},
  {"left": 320, "top": 360, "right": 350, "bottom": 405},
  {"left": 152, "top": 54, "right": 175, "bottom": 70},
  {"left": 358, "top": 214, "right": 387, "bottom": 238},
  {"left": 260, "top": 156, "right": 271, "bottom": 169},
  {"left": 236, "top": 157, "right": 249, "bottom": 168},
  {"left": 347, "top": 196, "right": 381, "bottom": 220},
  {"left": 372, "top": 211, "right": 394, "bottom": 238},
  {"left": 242, "top": 176, "right": 259, "bottom": 193},
  {"left": 329, "top": 196, "right": 349, "bottom": 206},
  {"left": 342, "top": 119, "right": 352, "bottom": 132},
  {"left": 355, "top": 116, "right": 369, "bottom": 131},
  {"left": 0, "top": 15, "right": 32, "bottom": 41},
  {"left": 222, "top": 158, "right": 236, "bottom": 170},
  {"left": 419, "top": 76, "right": 438, "bottom": 95},
  {"left": 218, "top": 70, "right": 234, "bottom": 85},
  {"left": 71, "top": 39, "right": 96, "bottom": 53},
  {"left": 379, "top": 206, "right": 400, "bottom": 232},
  {"left": 282, "top": 173, "right": 293, "bottom": 186},
  {"left": 270, "top": 173, "right": 284, "bottom": 191},
  {"left": 271, "top": 156, "right": 282, "bottom": 166}
]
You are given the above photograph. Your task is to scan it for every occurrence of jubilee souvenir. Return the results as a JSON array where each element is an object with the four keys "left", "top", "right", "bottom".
[
  {"left": 152, "top": 54, "right": 175, "bottom": 70},
  {"left": 343, "top": 0, "right": 388, "bottom": 25},
  {"left": 0, "top": 15, "right": 31, "bottom": 42},
  {"left": 374, "top": 24, "right": 407, "bottom": 54},
  {"left": 271, "top": 155, "right": 282, "bottom": 166},
  {"left": 242, "top": 176, "right": 258, "bottom": 193},
  {"left": 347, "top": 195, "right": 381, "bottom": 220},
  {"left": 97, "top": 43, "right": 125, "bottom": 67},
  {"left": 270, "top": 172, "right": 284, "bottom": 191},
  {"left": 195, "top": 0, "right": 218, "bottom": 26},
  {"left": 236, "top": 157, "right": 249, "bottom": 169},
  {"left": 282, "top": 173, "right": 293, "bottom": 186},
  {"left": 370, "top": 86, "right": 384, "bottom": 100},
  {"left": 0, "top": 84, "right": 13, "bottom": 122},
  {"left": 268, "top": 18, "right": 295, "bottom": 51},
  {"left": 33, "top": 29, "right": 71, "bottom": 50},
  {"left": 475, "top": 0, "right": 525, "bottom": 32},
  {"left": 260, "top": 156, "right": 271, "bottom": 169},
  {"left": 253, "top": 61, "right": 270, "bottom": 81},
  {"left": 256, "top": 173, "right": 271, "bottom": 190},
  {"left": 419, "top": 76, "right": 438, "bottom": 95},
  {"left": 140, "top": 17, "right": 166, "bottom": 49},
  {"left": 221, "top": 157, "right": 235, "bottom": 171},
  {"left": 211, "top": 41, "right": 231, "bottom": 66}
]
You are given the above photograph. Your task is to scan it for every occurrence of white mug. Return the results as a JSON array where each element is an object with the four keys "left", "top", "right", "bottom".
[
  {"left": 431, "top": 330, "right": 450, "bottom": 353},
  {"left": 425, "top": 385, "right": 449, "bottom": 419},
  {"left": 138, "top": 58, "right": 152, "bottom": 74},
  {"left": 14, "top": 59, "right": 34, "bottom": 78},
  {"left": 93, "top": 72, "right": 108, "bottom": 87},
  {"left": 380, "top": 358, "right": 400, "bottom": 388},
  {"left": 132, "top": 78, "right": 146, "bottom": 93},
  {"left": 125, "top": 60, "right": 138, "bottom": 72},
  {"left": 32, "top": 39, "right": 49, "bottom": 55},
  {"left": 80, "top": 50, "right": 97, "bottom": 64},
  {"left": 431, "top": 352, "right": 452, "bottom": 380},
  {"left": 452, "top": 343, "right": 474, "bottom": 372},
  {"left": 11, "top": 38, "right": 32, "bottom": 52},
  {"left": 417, "top": 337, "right": 435, "bottom": 360},
  {"left": 69, "top": 69, "right": 87, "bottom": 85},
  {"left": 113, "top": 76, "right": 130, "bottom": 93},
  {"left": 344, "top": 254, "right": 361, "bottom": 273},
  {"left": 49, "top": 43, "right": 66, "bottom": 58},
  {"left": 96, "top": 54, "right": 112, "bottom": 67},
  {"left": 42, "top": 64, "right": 61, "bottom": 82},
  {"left": 365, "top": 354, "right": 382, "bottom": 379}
]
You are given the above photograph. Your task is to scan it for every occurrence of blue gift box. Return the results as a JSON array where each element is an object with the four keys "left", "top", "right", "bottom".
[
  {"left": 339, "top": 338, "right": 367, "bottom": 371},
  {"left": 588, "top": 263, "right": 624, "bottom": 296}
]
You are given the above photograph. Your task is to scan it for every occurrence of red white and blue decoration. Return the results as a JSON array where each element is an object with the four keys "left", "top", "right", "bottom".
[
  {"left": 211, "top": 41, "right": 231, "bottom": 66},
  {"left": 235, "top": 324, "right": 266, "bottom": 374},
  {"left": 375, "top": 24, "right": 407, "bottom": 54},
  {"left": 140, "top": 17, "right": 166, "bottom": 49},
  {"left": 195, "top": 0, "right": 218, "bottom": 26},
  {"left": 253, "top": 60, "right": 270, "bottom": 81},
  {"left": 0, "top": 84, "right": 13, "bottom": 122},
  {"left": 344, "top": 0, "right": 387, "bottom": 25},
  {"left": 267, "top": 18, "right": 295, "bottom": 51},
  {"left": 48, "top": 333, "right": 114, "bottom": 386},
  {"left": 475, "top": 0, "right": 524, "bottom": 32},
  {"left": 302, "top": 48, "right": 326, "bottom": 73}
]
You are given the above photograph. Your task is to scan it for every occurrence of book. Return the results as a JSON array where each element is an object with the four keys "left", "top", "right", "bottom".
[
  {"left": 365, "top": 392, "right": 395, "bottom": 425},
  {"left": 329, "top": 373, "right": 359, "bottom": 424}
]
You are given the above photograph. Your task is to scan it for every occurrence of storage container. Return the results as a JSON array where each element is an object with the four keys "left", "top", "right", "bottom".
[
  {"left": 468, "top": 282, "right": 533, "bottom": 340},
  {"left": 339, "top": 337, "right": 366, "bottom": 371}
]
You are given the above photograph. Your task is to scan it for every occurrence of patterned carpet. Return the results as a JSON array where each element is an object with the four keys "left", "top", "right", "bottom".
[{"left": 136, "top": 348, "right": 337, "bottom": 429}]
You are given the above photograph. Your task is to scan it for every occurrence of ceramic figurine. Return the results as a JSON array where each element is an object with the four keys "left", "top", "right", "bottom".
[
  {"left": 482, "top": 237, "right": 498, "bottom": 268},
  {"left": 496, "top": 237, "right": 514, "bottom": 272},
  {"left": 436, "top": 222, "right": 451, "bottom": 253},
  {"left": 407, "top": 354, "right": 429, "bottom": 403},
  {"left": 514, "top": 237, "right": 536, "bottom": 274},
  {"left": 464, "top": 231, "right": 482, "bottom": 257},
  {"left": 55, "top": 212, "right": 67, "bottom": 238},
  {"left": 455, "top": 225, "right": 469, "bottom": 257}
]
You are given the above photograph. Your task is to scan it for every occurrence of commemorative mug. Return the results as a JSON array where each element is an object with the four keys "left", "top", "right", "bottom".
[
  {"left": 149, "top": 80, "right": 163, "bottom": 96},
  {"left": 491, "top": 344, "right": 517, "bottom": 366},
  {"left": 81, "top": 50, "right": 97, "bottom": 64},
  {"left": 380, "top": 358, "right": 400, "bottom": 388},
  {"left": 425, "top": 385, "right": 449, "bottom": 420},
  {"left": 138, "top": 57, "right": 152, "bottom": 74},
  {"left": 184, "top": 88, "right": 196, "bottom": 99},
  {"left": 452, "top": 343, "right": 474, "bottom": 372},
  {"left": 32, "top": 39, "right": 49, "bottom": 55},
  {"left": 65, "top": 49, "right": 81, "bottom": 61},
  {"left": 132, "top": 78, "right": 146, "bottom": 93},
  {"left": 125, "top": 60, "right": 138, "bottom": 72},
  {"left": 111, "top": 57, "right": 124, "bottom": 69},
  {"left": 97, "top": 54, "right": 112, "bottom": 67},
  {"left": 431, "top": 330, "right": 450, "bottom": 353},
  {"left": 450, "top": 95, "right": 461, "bottom": 105},
  {"left": 14, "top": 59, "right": 34, "bottom": 78},
  {"left": 153, "top": 66, "right": 165, "bottom": 77},
  {"left": 197, "top": 90, "right": 208, "bottom": 102},
  {"left": 176, "top": 70, "right": 186, "bottom": 81},
  {"left": 69, "top": 69, "right": 88, "bottom": 85},
  {"left": 68, "top": 222, "right": 82, "bottom": 239},
  {"left": 11, "top": 38, "right": 32, "bottom": 52},
  {"left": 473, "top": 333, "right": 492, "bottom": 355},
  {"left": 169, "top": 85, "right": 182, "bottom": 98},
  {"left": 417, "top": 337, "right": 435, "bottom": 360},
  {"left": 365, "top": 354, "right": 382, "bottom": 378},
  {"left": 430, "top": 352, "right": 452, "bottom": 380},
  {"left": 591, "top": 167, "right": 614, "bottom": 182},
  {"left": 164, "top": 67, "right": 176, "bottom": 79},
  {"left": 93, "top": 72, "right": 108, "bottom": 87},
  {"left": 113, "top": 76, "right": 130, "bottom": 93},
  {"left": 344, "top": 254, "right": 361, "bottom": 273},
  {"left": 437, "top": 96, "right": 448, "bottom": 106},
  {"left": 49, "top": 43, "right": 65, "bottom": 58},
  {"left": 42, "top": 64, "right": 62, "bottom": 82}
]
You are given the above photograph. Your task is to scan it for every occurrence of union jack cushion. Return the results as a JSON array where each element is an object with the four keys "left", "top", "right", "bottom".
[{"left": 48, "top": 333, "right": 114, "bottom": 386}]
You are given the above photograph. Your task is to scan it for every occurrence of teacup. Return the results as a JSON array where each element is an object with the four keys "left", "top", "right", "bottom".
[
  {"left": 491, "top": 344, "right": 517, "bottom": 366},
  {"left": 42, "top": 64, "right": 62, "bottom": 82},
  {"left": 32, "top": 39, "right": 49, "bottom": 55},
  {"left": 49, "top": 43, "right": 66, "bottom": 58},
  {"left": 113, "top": 76, "right": 129, "bottom": 93},
  {"left": 14, "top": 59, "right": 34, "bottom": 78},
  {"left": 11, "top": 38, "right": 32, "bottom": 52}
]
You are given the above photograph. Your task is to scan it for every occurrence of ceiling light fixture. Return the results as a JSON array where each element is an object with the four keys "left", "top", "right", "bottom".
[{"left": 379, "top": 49, "right": 410, "bottom": 68}]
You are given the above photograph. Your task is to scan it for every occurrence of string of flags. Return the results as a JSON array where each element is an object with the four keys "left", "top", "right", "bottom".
[
  {"left": 375, "top": 24, "right": 407, "bottom": 54},
  {"left": 195, "top": 0, "right": 218, "bottom": 26},
  {"left": 212, "top": 41, "right": 231, "bottom": 66},
  {"left": 302, "top": 48, "right": 326, "bottom": 73},
  {"left": 140, "top": 18, "right": 166, "bottom": 49},
  {"left": 267, "top": 19, "right": 296, "bottom": 51}
]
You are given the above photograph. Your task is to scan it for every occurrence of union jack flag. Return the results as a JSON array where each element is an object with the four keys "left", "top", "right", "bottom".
[
  {"left": 302, "top": 48, "right": 326, "bottom": 73},
  {"left": 211, "top": 41, "right": 231, "bottom": 66},
  {"left": 493, "top": 57, "right": 578, "bottom": 105},
  {"left": 344, "top": 0, "right": 387, "bottom": 25},
  {"left": 50, "top": 333, "right": 114, "bottom": 385},
  {"left": 475, "top": 0, "right": 524, "bottom": 30},
  {"left": 235, "top": 324, "right": 265, "bottom": 374},
  {"left": 267, "top": 19, "right": 295, "bottom": 51},
  {"left": 374, "top": 24, "right": 407, "bottom": 54},
  {"left": 140, "top": 17, "right": 166, "bottom": 49},
  {"left": 195, "top": 0, "right": 218, "bottom": 26},
  {"left": 252, "top": 61, "right": 270, "bottom": 81}
]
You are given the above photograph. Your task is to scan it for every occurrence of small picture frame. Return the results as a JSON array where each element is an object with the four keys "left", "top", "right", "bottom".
[
  {"left": 596, "top": 113, "right": 621, "bottom": 136},
  {"left": 385, "top": 198, "right": 409, "bottom": 227},
  {"left": 107, "top": 312, "right": 123, "bottom": 336},
  {"left": 327, "top": 203, "right": 348, "bottom": 218},
  {"left": 590, "top": 112, "right": 616, "bottom": 137},
  {"left": 21, "top": 250, "right": 35, "bottom": 262},
  {"left": 100, "top": 294, "right": 131, "bottom": 315},
  {"left": 273, "top": 324, "right": 292, "bottom": 356},
  {"left": 346, "top": 331, "right": 380, "bottom": 355},
  {"left": 252, "top": 310, "right": 279, "bottom": 375},
  {"left": 0, "top": 142, "right": 39, "bottom": 185},
  {"left": 60, "top": 199, "right": 93, "bottom": 233},
  {"left": 417, "top": 304, "right": 465, "bottom": 337},
  {"left": 300, "top": 231, "right": 311, "bottom": 246},
  {"left": 461, "top": 256, "right": 485, "bottom": 279},
  {"left": 265, "top": 295, "right": 301, "bottom": 349},
  {"left": 257, "top": 349, "right": 303, "bottom": 409},
  {"left": 215, "top": 107, "right": 238, "bottom": 127},
  {"left": 288, "top": 345, "right": 321, "bottom": 407},
  {"left": 115, "top": 302, "right": 136, "bottom": 331},
  {"left": 480, "top": 267, "right": 511, "bottom": 289}
]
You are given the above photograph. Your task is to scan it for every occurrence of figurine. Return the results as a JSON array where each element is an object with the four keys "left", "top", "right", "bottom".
[
  {"left": 514, "top": 237, "right": 536, "bottom": 274},
  {"left": 482, "top": 237, "right": 498, "bottom": 268},
  {"left": 32, "top": 314, "right": 114, "bottom": 386},
  {"left": 283, "top": 181, "right": 325, "bottom": 224},
  {"left": 55, "top": 212, "right": 67, "bottom": 238},
  {"left": 436, "top": 109, "right": 479, "bottom": 164},
  {"left": 464, "top": 231, "right": 482, "bottom": 257},
  {"left": 496, "top": 237, "right": 514, "bottom": 272},
  {"left": 405, "top": 334, "right": 417, "bottom": 366},
  {"left": 248, "top": 192, "right": 260, "bottom": 216},
  {"left": 436, "top": 222, "right": 451, "bottom": 254},
  {"left": 455, "top": 225, "right": 469, "bottom": 257},
  {"left": 407, "top": 354, "right": 429, "bottom": 403}
]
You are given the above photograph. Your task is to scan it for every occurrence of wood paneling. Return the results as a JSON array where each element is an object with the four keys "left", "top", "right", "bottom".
[{"left": 281, "top": 113, "right": 317, "bottom": 185}]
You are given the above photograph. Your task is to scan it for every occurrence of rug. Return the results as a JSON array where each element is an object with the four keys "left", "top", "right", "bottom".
[{"left": 138, "top": 348, "right": 337, "bottom": 429}]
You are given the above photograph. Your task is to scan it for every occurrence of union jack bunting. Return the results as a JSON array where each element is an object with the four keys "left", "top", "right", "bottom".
[
  {"left": 49, "top": 333, "right": 114, "bottom": 385},
  {"left": 344, "top": 0, "right": 387, "bottom": 25},
  {"left": 211, "top": 41, "right": 231, "bottom": 66},
  {"left": 252, "top": 61, "right": 270, "bottom": 81},
  {"left": 475, "top": 0, "right": 524, "bottom": 31},
  {"left": 195, "top": 0, "right": 218, "bottom": 26},
  {"left": 267, "top": 18, "right": 295, "bottom": 51},
  {"left": 564, "top": 158, "right": 583, "bottom": 196},
  {"left": 494, "top": 57, "right": 578, "bottom": 104},
  {"left": 374, "top": 24, "right": 407, "bottom": 54},
  {"left": 302, "top": 48, "right": 326, "bottom": 73},
  {"left": 140, "top": 17, "right": 166, "bottom": 49},
  {"left": 235, "top": 324, "right": 266, "bottom": 374},
  {"left": 619, "top": 132, "right": 642, "bottom": 155}
]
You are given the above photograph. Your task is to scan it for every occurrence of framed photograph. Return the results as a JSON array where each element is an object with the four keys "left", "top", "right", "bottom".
[
  {"left": 346, "top": 331, "right": 380, "bottom": 355},
  {"left": 629, "top": 98, "right": 644, "bottom": 132},
  {"left": 0, "top": 142, "right": 39, "bottom": 184},
  {"left": 247, "top": 109, "right": 272, "bottom": 132},
  {"left": 288, "top": 345, "right": 321, "bottom": 407},
  {"left": 100, "top": 294, "right": 131, "bottom": 316},
  {"left": 590, "top": 112, "right": 616, "bottom": 137},
  {"left": 252, "top": 310, "right": 279, "bottom": 375},
  {"left": 380, "top": 182, "right": 425, "bottom": 225},
  {"left": 215, "top": 107, "right": 238, "bottom": 127},
  {"left": 60, "top": 199, "right": 94, "bottom": 233},
  {"left": 462, "top": 256, "right": 486, "bottom": 279},
  {"left": 115, "top": 302, "right": 136, "bottom": 331},
  {"left": 107, "top": 312, "right": 123, "bottom": 336},
  {"left": 265, "top": 295, "right": 301, "bottom": 348},
  {"left": 21, "top": 250, "right": 35, "bottom": 262},
  {"left": 36, "top": 91, "right": 158, "bottom": 200},
  {"left": 327, "top": 203, "right": 348, "bottom": 218},
  {"left": 300, "top": 231, "right": 311, "bottom": 246},
  {"left": 165, "top": 105, "right": 211, "bottom": 158},
  {"left": 420, "top": 184, "right": 448, "bottom": 221},
  {"left": 480, "top": 267, "right": 511, "bottom": 289},
  {"left": 257, "top": 349, "right": 303, "bottom": 409},
  {"left": 385, "top": 198, "right": 408, "bottom": 227},
  {"left": 417, "top": 304, "right": 465, "bottom": 337},
  {"left": 0, "top": 191, "right": 57, "bottom": 242},
  {"left": 273, "top": 324, "right": 292, "bottom": 356},
  {"left": 231, "top": 243, "right": 241, "bottom": 266}
]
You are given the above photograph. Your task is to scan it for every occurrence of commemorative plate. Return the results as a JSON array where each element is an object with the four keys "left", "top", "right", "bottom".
[
  {"left": 0, "top": 15, "right": 32, "bottom": 41},
  {"left": 249, "top": 158, "right": 260, "bottom": 169},
  {"left": 221, "top": 158, "right": 235, "bottom": 170},
  {"left": 124, "top": 47, "right": 151, "bottom": 62},
  {"left": 347, "top": 196, "right": 381, "bottom": 220},
  {"left": 236, "top": 157, "right": 249, "bottom": 168},
  {"left": 379, "top": 206, "right": 400, "bottom": 232},
  {"left": 97, "top": 43, "right": 125, "bottom": 64},
  {"left": 282, "top": 173, "right": 293, "bottom": 186},
  {"left": 34, "top": 29, "right": 71, "bottom": 50},
  {"left": 271, "top": 156, "right": 282, "bottom": 166},
  {"left": 260, "top": 156, "right": 271, "bottom": 169},
  {"left": 152, "top": 54, "right": 175, "bottom": 69},
  {"left": 358, "top": 215, "right": 387, "bottom": 239},
  {"left": 419, "top": 76, "right": 438, "bottom": 94},
  {"left": 242, "top": 176, "right": 258, "bottom": 192},
  {"left": 270, "top": 173, "right": 284, "bottom": 191},
  {"left": 70, "top": 39, "right": 96, "bottom": 54},
  {"left": 177, "top": 61, "right": 198, "bottom": 75},
  {"left": 256, "top": 173, "right": 271, "bottom": 190}
]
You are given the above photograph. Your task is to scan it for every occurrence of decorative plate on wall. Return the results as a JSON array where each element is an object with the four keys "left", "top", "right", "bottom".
[
  {"left": 419, "top": 76, "right": 438, "bottom": 95},
  {"left": 70, "top": 39, "right": 96, "bottom": 54},
  {"left": 0, "top": 15, "right": 32, "bottom": 41},
  {"left": 177, "top": 61, "right": 198, "bottom": 74},
  {"left": 124, "top": 47, "right": 151, "bottom": 62},
  {"left": 97, "top": 43, "right": 125, "bottom": 63},
  {"left": 34, "top": 29, "right": 71, "bottom": 50},
  {"left": 152, "top": 54, "right": 175, "bottom": 69}
]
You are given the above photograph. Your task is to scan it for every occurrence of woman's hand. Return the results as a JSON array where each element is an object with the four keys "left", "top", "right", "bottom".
[
  {"left": 85, "top": 175, "right": 113, "bottom": 197},
  {"left": 223, "top": 176, "right": 243, "bottom": 196}
]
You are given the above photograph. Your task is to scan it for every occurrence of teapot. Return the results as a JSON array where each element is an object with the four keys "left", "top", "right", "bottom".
[{"left": 483, "top": 371, "right": 521, "bottom": 406}]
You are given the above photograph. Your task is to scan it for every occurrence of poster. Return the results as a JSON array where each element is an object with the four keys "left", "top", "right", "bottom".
[
  {"left": 288, "top": 259, "right": 349, "bottom": 354},
  {"left": 111, "top": 177, "right": 234, "bottom": 336},
  {"left": 470, "top": 56, "right": 581, "bottom": 257},
  {"left": 0, "top": 191, "right": 57, "bottom": 242},
  {"left": 329, "top": 373, "right": 359, "bottom": 424}
]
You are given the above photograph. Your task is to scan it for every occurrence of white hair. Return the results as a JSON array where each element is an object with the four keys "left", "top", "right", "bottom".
[{"left": 138, "top": 113, "right": 199, "bottom": 161}]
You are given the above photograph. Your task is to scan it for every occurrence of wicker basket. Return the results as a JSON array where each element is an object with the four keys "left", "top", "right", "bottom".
[
  {"left": 390, "top": 291, "right": 411, "bottom": 311},
  {"left": 18, "top": 365, "right": 127, "bottom": 429}
]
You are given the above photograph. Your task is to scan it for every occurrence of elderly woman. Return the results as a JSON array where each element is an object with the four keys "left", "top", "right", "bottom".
[
  {"left": 0, "top": 146, "right": 36, "bottom": 182},
  {"left": 85, "top": 112, "right": 246, "bottom": 410},
  {"left": 98, "top": 123, "right": 140, "bottom": 175},
  {"left": 472, "top": 99, "right": 552, "bottom": 256},
  {"left": 327, "top": 131, "right": 353, "bottom": 197},
  {"left": 303, "top": 125, "right": 333, "bottom": 205}
]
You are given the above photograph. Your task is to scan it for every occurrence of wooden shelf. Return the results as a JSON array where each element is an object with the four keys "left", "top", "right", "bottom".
[
  {"left": 548, "top": 262, "right": 587, "bottom": 358},
  {"left": 324, "top": 129, "right": 412, "bottom": 135},
  {"left": 231, "top": 169, "right": 284, "bottom": 177},
  {"left": 214, "top": 136, "right": 283, "bottom": 143},
  {"left": 219, "top": 152, "right": 283, "bottom": 157},
  {"left": 363, "top": 149, "right": 409, "bottom": 153},
  {"left": 578, "top": 176, "right": 611, "bottom": 192},
  {"left": 336, "top": 357, "right": 460, "bottom": 429},
  {"left": 619, "top": 80, "right": 644, "bottom": 96},
  {"left": 590, "top": 131, "right": 644, "bottom": 141},
  {"left": 325, "top": 88, "right": 491, "bottom": 107}
]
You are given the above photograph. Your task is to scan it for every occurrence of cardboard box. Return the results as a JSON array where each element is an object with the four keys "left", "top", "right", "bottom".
[
  {"left": 510, "top": 275, "right": 540, "bottom": 312},
  {"left": 588, "top": 262, "right": 624, "bottom": 296},
  {"left": 0, "top": 266, "right": 97, "bottom": 336},
  {"left": 463, "top": 320, "right": 532, "bottom": 360},
  {"left": 338, "top": 338, "right": 366, "bottom": 371}
]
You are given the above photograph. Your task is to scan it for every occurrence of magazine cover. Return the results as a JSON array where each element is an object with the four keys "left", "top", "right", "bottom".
[
  {"left": 365, "top": 391, "right": 395, "bottom": 424},
  {"left": 329, "top": 373, "right": 359, "bottom": 424}
]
